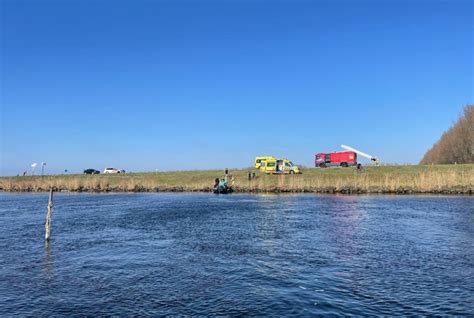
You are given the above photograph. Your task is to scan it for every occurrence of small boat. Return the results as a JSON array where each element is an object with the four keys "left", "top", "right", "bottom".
[
  {"left": 213, "top": 186, "right": 233, "bottom": 194},
  {"left": 213, "top": 175, "right": 234, "bottom": 194}
]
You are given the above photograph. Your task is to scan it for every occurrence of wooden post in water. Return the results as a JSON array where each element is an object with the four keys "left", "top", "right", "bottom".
[{"left": 45, "top": 188, "right": 54, "bottom": 241}]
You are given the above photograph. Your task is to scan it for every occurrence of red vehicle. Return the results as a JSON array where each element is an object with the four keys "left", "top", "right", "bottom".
[{"left": 315, "top": 151, "right": 357, "bottom": 168}]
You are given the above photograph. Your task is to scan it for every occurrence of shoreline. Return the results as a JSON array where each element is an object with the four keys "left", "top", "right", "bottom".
[
  {"left": 1, "top": 165, "right": 472, "bottom": 195},
  {"left": 0, "top": 187, "right": 471, "bottom": 195}
]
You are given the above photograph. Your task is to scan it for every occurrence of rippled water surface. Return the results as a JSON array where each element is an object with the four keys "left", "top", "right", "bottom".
[{"left": 0, "top": 193, "right": 473, "bottom": 315}]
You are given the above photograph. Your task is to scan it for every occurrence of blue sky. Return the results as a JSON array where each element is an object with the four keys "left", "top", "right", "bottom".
[{"left": 1, "top": 0, "right": 472, "bottom": 175}]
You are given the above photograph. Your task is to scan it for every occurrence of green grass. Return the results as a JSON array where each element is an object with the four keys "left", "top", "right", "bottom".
[{"left": 1, "top": 164, "right": 473, "bottom": 194}]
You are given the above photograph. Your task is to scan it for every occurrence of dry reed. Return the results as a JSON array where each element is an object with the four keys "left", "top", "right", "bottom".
[{"left": 0, "top": 165, "right": 472, "bottom": 194}]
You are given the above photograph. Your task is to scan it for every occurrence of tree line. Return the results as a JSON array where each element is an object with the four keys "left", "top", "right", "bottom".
[{"left": 420, "top": 105, "right": 474, "bottom": 164}]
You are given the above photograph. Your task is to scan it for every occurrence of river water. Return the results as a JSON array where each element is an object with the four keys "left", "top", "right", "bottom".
[{"left": 0, "top": 193, "right": 473, "bottom": 315}]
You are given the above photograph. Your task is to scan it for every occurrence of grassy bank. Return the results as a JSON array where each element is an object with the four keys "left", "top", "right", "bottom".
[{"left": 0, "top": 164, "right": 473, "bottom": 194}]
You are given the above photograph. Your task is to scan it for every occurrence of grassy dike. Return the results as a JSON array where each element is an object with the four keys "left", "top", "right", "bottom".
[{"left": 0, "top": 164, "right": 473, "bottom": 194}]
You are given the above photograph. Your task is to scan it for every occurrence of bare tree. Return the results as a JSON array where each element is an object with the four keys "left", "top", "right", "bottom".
[{"left": 420, "top": 105, "right": 474, "bottom": 164}]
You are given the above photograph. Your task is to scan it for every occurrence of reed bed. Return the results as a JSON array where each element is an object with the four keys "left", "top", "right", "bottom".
[{"left": 0, "top": 165, "right": 472, "bottom": 194}]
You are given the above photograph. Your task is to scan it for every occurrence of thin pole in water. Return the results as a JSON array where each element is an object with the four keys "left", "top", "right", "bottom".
[{"left": 45, "top": 188, "right": 54, "bottom": 241}]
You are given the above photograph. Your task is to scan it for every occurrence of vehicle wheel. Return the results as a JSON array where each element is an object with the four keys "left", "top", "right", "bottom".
[
  {"left": 341, "top": 162, "right": 348, "bottom": 168},
  {"left": 319, "top": 163, "right": 326, "bottom": 168}
]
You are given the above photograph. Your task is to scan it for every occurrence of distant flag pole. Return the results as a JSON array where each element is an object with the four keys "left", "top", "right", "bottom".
[{"left": 31, "top": 163, "right": 38, "bottom": 176}]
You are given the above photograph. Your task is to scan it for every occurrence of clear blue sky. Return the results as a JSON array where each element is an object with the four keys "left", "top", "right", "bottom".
[{"left": 1, "top": 0, "right": 472, "bottom": 175}]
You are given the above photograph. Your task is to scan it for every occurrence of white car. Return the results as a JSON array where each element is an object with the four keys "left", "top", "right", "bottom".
[{"left": 103, "top": 168, "right": 121, "bottom": 174}]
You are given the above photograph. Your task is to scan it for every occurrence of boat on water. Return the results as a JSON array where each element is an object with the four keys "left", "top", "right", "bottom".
[
  {"left": 213, "top": 177, "right": 233, "bottom": 194},
  {"left": 213, "top": 186, "right": 233, "bottom": 194}
]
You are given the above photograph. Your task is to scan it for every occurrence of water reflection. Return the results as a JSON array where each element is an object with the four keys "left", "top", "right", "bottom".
[{"left": 42, "top": 241, "right": 54, "bottom": 278}]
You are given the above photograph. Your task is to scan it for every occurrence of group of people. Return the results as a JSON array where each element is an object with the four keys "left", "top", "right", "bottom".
[
  {"left": 214, "top": 178, "right": 228, "bottom": 190},
  {"left": 213, "top": 170, "right": 234, "bottom": 194}
]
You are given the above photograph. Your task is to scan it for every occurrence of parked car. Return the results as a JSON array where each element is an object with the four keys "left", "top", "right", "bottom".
[
  {"left": 83, "top": 169, "right": 100, "bottom": 174},
  {"left": 103, "top": 167, "right": 121, "bottom": 174}
]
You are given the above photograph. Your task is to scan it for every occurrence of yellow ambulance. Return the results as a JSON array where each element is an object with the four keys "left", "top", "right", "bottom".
[{"left": 254, "top": 156, "right": 301, "bottom": 174}]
